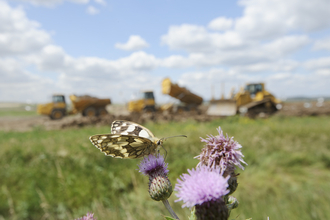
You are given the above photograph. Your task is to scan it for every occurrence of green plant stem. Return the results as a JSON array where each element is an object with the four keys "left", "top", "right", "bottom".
[{"left": 162, "top": 199, "right": 180, "bottom": 220}]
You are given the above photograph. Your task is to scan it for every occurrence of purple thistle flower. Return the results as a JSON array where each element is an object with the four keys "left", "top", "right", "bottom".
[
  {"left": 196, "top": 127, "right": 247, "bottom": 174},
  {"left": 175, "top": 166, "right": 230, "bottom": 220},
  {"left": 138, "top": 154, "right": 172, "bottom": 201},
  {"left": 75, "top": 212, "right": 96, "bottom": 220},
  {"left": 138, "top": 153, "right": 169, "bottom": 176},
  {"left": 175, "top": 166, "right": 230, "bottom": 208}
]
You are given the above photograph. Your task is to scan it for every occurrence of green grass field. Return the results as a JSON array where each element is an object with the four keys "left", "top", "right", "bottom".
[
  {"left": 0, "top": 116, "right": 330, "bottom": 220},
  {"left": 0, "top": 105, "right": 37, "bottom": 117}
]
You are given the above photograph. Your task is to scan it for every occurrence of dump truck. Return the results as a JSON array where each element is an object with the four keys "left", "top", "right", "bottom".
[
  {"left": 127, "top": 91, "right": 156, "bottom": 113},
  {"left": 37, "top": 94, "right": 111, "bottom": 119},
  {"left": 162, "top": 78, "right": 203, "bottom": 113},
  {"left": 207, "top": 82, "right": 281, "bottom": 117},
  {"left": 127, "top": 78, "right": 203, "bottom": 113}
]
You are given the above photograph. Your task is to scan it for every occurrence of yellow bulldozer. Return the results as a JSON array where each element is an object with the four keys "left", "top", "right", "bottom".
[
  {"left": 207, "top": 82, "right": 281, "bottom": 117},
  {"left": 37, "top": 94, "right": 111, "bottom": 120}
]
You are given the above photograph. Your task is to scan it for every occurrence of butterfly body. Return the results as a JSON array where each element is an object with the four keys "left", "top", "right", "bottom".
[{"left": 89, "top": 120, "right": 162, "bottom": 159}]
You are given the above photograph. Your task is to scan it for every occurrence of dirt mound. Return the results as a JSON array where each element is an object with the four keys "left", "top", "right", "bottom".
[
  {"left": 42, "top": 111, "right": 216, "bottom": 130},
  {"left": 1, "top": 101, "right": 329, "bottom": 132},
  {"left": 42, "top": 101, "right": 330, "bottom": 130}
]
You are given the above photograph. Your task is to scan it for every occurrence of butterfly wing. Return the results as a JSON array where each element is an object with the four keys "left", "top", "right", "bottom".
[
  {"left": 111, "top": 120, "right": 155, "bottom": 139},
  {"left": 89, "top": 134, "right": 158, "bottom": 159}
]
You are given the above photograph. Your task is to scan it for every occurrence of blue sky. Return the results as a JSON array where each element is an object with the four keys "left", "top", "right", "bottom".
[
  {"left": 21, "top": 1, "right": 241, "bottom": 60},
  {"left": 1, "top": 0, "right": 330, "bottom": 104}
]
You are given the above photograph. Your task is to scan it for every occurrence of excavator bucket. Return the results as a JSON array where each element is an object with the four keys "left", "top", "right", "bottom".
[{"left": 206, "top": 99, "right": 237, "bottom": 116}]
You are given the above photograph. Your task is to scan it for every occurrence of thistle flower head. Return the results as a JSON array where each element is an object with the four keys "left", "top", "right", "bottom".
[
  {"left": 75, "top": 212, "right": 96, "bottom": 220},
  {"left": 196, "top": 127, "right": 247, "bottom": 174},
  {"left": 138, "top": 153, "right": 169, "bottom": 176},
  {"left": 138, "top": 154, "right": 172, "bottom": 201},
  {"left": 175, "top": 166, "right": 230, "bottom": 208}
]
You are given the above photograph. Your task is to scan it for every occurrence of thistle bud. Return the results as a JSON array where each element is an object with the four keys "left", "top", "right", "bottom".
[
  {"left": 227, "top": 196, "right": 239, "bottom": 210},
  {"left": 148, "top": 174, "right": 173, "bottom": 201},
  {"left": 138, "top": 154, "right": 172, "bottom": 201}
]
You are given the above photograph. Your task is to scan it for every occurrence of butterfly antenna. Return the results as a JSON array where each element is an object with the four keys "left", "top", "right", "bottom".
[
  {"left": 160, "top": 135, "right": 187, "bottom": 160},
  {"left": 162, "top": 135, "right": 187, "bottom": 141}
]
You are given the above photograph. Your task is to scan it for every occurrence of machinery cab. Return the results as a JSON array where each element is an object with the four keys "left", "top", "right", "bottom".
[
  {"left": 128, "top": 91, "right": 156, "bottom": 113},
  {"left": 53, "top": 94, "right": 65, "bottom": 103},
  {"left": 234, "top": 83, "right": 266, "bottom": 107},
  {"left": 51, "top": 94, "right": 67, "bottom": 111},
  {"left": 37, "top": 94, "right": 67, "bottom": 120},
  {"left": 245, "top": 83, "right": 264, "bottom": 97},
  {"left": 142, "top": 91, "right": 155, "bottom": 104},
  {"left": 49, "top": 94, "right": 67, "bottom": 119},
  {"left": 244, "top": 83, "right": 276, "bottom": 102}
]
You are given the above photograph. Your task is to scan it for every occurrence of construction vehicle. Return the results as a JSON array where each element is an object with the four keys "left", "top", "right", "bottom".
[
  {"left": 207, "top": 83, "right": 281, "bottom": 117},
  {"left": 37, "top": 94, "right": 111, "bottom": 120},
  {"left": 127, "top": 78, "right": 203, "bottom": 113},
  {"left": 128, "top": 91, "right": 156, "bottom": 113},
  {"left": 161, "top": 78, "right": 203, "bottom": 113}
]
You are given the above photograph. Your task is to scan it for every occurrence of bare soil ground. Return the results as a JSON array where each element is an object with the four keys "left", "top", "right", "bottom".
[
  {"left": 0, "top": 101, "right": 329, "bottom": 132},
  {"left": 275, "top": 101, "right": 330, "bottom": 117}
]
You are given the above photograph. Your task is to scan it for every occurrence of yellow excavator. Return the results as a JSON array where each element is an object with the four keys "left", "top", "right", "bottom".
[
  {"left": 207, "top": 83, "right": 281, "bottom": 117},
  {"left": 37, "top": 94, "right": 111, "bottom": 119}
]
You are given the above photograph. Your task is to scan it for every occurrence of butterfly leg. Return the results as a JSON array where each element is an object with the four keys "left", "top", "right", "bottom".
[{"left": 160, "top": 145, "right": 167, "bottom": 161}]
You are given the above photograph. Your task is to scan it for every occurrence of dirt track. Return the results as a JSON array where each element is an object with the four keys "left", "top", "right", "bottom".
[
  {"left": 0, "top": 112, "right": 216, "bottom": 132},
  {"left": 276, "top": 101, "right": 330, "bottom": 117},
  {"left": 0, "top": 101, "right": 329, "bottom": 132}
]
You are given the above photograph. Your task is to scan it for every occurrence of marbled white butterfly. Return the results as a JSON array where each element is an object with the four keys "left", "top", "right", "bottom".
[{"left": 89, "top": 120, "right": 186, "bottom": 159}]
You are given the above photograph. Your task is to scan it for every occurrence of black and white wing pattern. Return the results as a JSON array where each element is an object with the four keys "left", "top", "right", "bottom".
[{"left": 89, "top": 120, "right": 161, "bottom": 159}]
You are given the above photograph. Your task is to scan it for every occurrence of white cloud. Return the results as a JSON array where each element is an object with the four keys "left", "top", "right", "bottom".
[
  {"left": 315, "top": 69, "right": 330, "bottom": 76},
  {"left": 160, "top": 34, "right": 308, "bottom": 68},
  {"left": 0, "top": 1, "right": 51, "bottom": 56},
  {"left": 267, "top": 73, "right": 292, "bottom": 80},
  {"left": 0, "top": 58, "right": 56, "bottom": 102},
  {"left": 27, "top": 48, "right": 159, "bottom": 78},
  {"left": 177, "top": 68, "right": 253, "bottom": 100},
  {"left": 0, "top": 58, "right": 34, "bottom": 83},
  {"left": 4, "top": 50, "right": 161, "bottom": 102},
  {"left": 161, "top": 24, "right": 213, "bottom": 53},
  {"left": 112, "top": 51, "right": 158, "bottom": 71},
  {"left": 233, "top": 60, "right": 299, "bottom": 73},
  {"left": 208, "top": 17, "right": 233, "bottom": 31},
  {"left": 235, "top": 0, "right": 330, "bottom": 40},
  {"left": 161, "top": 24, "right": 248, "bottom": 53},
  {"left": 0, "top": 1, "right": 160, "bottom": 103},
  {"left": 266, "top": 73, "right": 330, "bottom": 98},
  {"left": 24, "top": 45, "right": 67, "bottom": 71},
  {"left": 161, "top": 55, "right": 191, "bottom": 68},
  {"left": 94, "top": 0, "right": 106, "bottom": 6},
  {"left": 70, "top": 0, "right": 89, "bottom": 4},
  {"left": 312, "top": 37, "right": 330, "bottom": 51},
  {"left": 261, "top": 35, "right": 310, "bottom": 58},
  {"left": 178, "top": 68, "right": 330, "bottom": 101},
  {"left": 86, "top": 6, "right": 99, "bottom": 15},
  {"left": 24, "top": 46, "right": 160, "bottom": 92},
  {"left": 304, "top": 57, "right": 330, "bottom": 70},
  {"left": 115, "top": 35, "right": 149, "bottom": 51}
]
